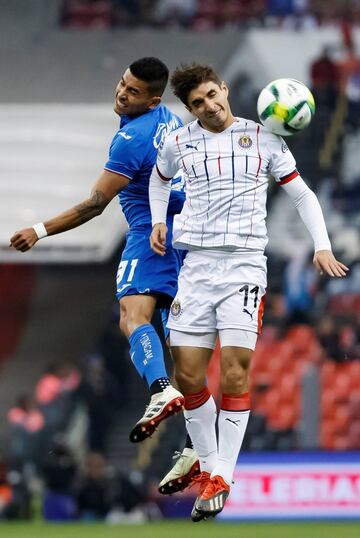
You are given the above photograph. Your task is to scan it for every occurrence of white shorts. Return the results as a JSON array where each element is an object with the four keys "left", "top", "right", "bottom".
[
  {"left": 170, "top": 328, "right": 258, "bottom": 350},
  {"left": 167, "top": 249, "right": 267, "bottom": 335}
]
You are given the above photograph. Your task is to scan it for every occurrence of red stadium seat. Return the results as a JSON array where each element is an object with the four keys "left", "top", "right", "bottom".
[
  {"left": 267, "top": 403, "right": 298, "bottom": 430},
  {"left": 320, "top": 361, "right": 337, "bottom": 384},
  {"left": 321, "top": 389, "right": 337, "bottom": 420},
  {"left": 333, "top": 371, "right": 352, "bottom": 401},
  {"left": 334, "top": 405, "right": 351, "bottom": 435},
  {"left": 348, "top": 421, "right": 360, "bottom": 449},
  {"left": 327, "top": 293, "right": 360, "bottom": 315},
  {"left": 348, "top": 393, "right": 360, "bottom": 420},
  {"left": 320, "top": 420, "right": 337, "bottom": 449}
]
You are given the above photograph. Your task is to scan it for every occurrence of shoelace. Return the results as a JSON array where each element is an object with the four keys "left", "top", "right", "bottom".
[
  {"left": 172, "top": 450, "right": 183, "bottom": 461},
  {"left": 201, "top": 476, "right": 229, "bottom": 499},
  {"left": 190, "top": 472, "right": 210, "bottom": 494}
]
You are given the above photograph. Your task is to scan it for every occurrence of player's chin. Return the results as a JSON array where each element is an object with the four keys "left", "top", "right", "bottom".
[{"left": 114, "top": 104, "right": 128, "bottom": 115}]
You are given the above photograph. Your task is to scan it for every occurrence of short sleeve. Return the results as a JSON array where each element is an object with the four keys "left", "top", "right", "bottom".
[
  {"left": 266, "top": 134, "right": 299, "bottom": 185},
  {"left": 104, "top": 129, "right": 144, "bottom": 180},
  {"left": 155, "top": 133, "right": 179, "bottom": 180}
]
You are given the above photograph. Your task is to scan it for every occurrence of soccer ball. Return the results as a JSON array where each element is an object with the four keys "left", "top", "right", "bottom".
[{"left": 257, "top": 78, "right": 315, "bottom": 136}]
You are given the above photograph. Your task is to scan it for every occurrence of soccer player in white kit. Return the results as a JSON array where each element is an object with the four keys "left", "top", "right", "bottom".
[{"left": 149, "top": 64, "right": 348, "bottom": 521}]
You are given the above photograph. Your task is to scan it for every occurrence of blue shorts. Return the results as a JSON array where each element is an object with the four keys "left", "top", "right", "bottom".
[{"left": 116, "top": 230, "right": 184, "bottom": 309}]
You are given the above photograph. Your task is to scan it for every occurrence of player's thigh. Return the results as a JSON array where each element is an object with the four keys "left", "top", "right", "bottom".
[
  {"left": 119, "top": 294, "right": 157, "bottom": 323},
  {"left": 170, "top": 330, "right": 215, "bottom": 386},
  {"left": 167, "top": 252, "right": 216, "bottom": 332}
]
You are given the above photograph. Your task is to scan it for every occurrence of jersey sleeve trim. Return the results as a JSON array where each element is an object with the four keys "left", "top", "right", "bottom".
[
  {"left": 156, "top": 165, "right": 172, "bottom": 182},
  {"left": 104, "top": 167, "right": 133, "bottom": 180},
  {"left": 278, "top": 169, "right": 299, "bottom": 185}
]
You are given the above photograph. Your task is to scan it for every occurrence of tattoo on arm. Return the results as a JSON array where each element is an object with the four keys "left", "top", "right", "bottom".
[{"left": 74, "top": 190, "right": 109, "bottom": 224}]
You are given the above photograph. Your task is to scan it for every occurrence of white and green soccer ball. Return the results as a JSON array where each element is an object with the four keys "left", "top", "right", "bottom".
[{"left": 257, "top": 78, "right": 315, "bottom": 136}]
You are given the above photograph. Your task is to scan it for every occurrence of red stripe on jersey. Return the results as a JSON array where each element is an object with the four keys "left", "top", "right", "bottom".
[
  {"left": 221, "top": 392, "right": 251, "bottom": 411},
  {"left": 257, "top": 293, "right": 266, "bottom": 334},
  {"left": 278, "top": 170, "right": 299, "bottom": 185},
  {"left": 156, "top": 165, "right": 171, "bottom": 181}
]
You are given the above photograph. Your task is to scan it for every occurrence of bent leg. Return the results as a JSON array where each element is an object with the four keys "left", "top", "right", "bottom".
[
  {"left": 120, "top": 295, "right": 168, "bottom": 387},
  {"left": 120, "top": 296, "right": 184, "bottom": 442}
]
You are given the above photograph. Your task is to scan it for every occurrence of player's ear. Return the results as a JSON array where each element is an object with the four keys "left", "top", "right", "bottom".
[
  {"left": 149, "top": 96, "right": 161, "bottom": 109},
  {"left": 221, "top": 82, "right": 229, "bottom": 96}
]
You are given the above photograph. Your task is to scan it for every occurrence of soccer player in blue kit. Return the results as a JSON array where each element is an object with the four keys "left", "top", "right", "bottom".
[{"left": 10, "top": 57, "right": 185, "bottom": 442}]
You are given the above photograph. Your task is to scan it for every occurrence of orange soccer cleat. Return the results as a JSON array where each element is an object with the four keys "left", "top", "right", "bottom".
[{"left": 191, "top": 474, "right": 230, "bottom": 522}]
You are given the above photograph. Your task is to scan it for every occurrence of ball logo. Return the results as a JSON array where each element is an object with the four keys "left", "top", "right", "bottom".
[
  {"left": 238, "top": 135, "right": 252, "bottom": 149},
  {"left": 170, "top": 299, "right": 182, "bottom": 318}
]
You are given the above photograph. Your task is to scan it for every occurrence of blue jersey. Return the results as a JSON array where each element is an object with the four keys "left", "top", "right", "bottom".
[
  {"left": 104, "top": 104, "right": 184, "bottom": 231},
  {"left": 105, "top": 104, "right": 186, "bottom": 312}
]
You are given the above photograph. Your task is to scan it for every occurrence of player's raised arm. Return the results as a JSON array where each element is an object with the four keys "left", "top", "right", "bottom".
[
  {"left": 281, "top": 175, "right": 349, "bottom": 277},
  {"left": 149, "top": 165, "right": 172, "bottom": 256},
  {"left": 10, "top": 170, "right": 129, "bottom": 252}
]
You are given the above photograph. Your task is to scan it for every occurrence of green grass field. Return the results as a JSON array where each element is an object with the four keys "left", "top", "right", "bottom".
[{"left": 0, "top": 521, "right": 359, "bottom": 538}]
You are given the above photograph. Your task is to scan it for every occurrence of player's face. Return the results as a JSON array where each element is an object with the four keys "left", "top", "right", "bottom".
[
  {"left": 186, "top": 81, "right": 234, "bottom": 132},
  {"left": 114, "top": 69, "right": 160, "bottom": 116}
]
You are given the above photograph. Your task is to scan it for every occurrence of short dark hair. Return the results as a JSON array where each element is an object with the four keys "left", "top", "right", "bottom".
[
  {"left": 129, "top": 57, "right": 169, "bottom": 96},
  {"left": 171, "top": 64, "right": 222, "bottom": 106}
]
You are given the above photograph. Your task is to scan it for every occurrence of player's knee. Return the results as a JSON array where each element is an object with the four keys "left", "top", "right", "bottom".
[
  {"left": 175, "top": 367, "right": 205, "bottom": 394},
  {"left": 119, "top": 317, "right": 130, "bottom": 339},
  {"left": 222, "top": 374, "right": 246, "bottom": 393},
  {"left": 222, "top": 362, "right": 249, "bottom": 393}
]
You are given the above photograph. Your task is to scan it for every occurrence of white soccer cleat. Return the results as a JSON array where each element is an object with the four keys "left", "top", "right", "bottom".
[
  {"left": 158, "top": 447, "right": 200, "bottom": 495},
  {"left": 129, "top": 385, "right": 184, "bottom": 443}
]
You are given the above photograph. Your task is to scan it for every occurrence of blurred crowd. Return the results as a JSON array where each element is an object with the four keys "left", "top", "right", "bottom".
[
  {"left": 1, "top": 324, "right": 159, "bottom": 522},
  {"left": 59, "top": 0, "right": 360, "bottom": 30}
]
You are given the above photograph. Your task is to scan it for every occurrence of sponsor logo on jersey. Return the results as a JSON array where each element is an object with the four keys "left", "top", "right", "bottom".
[
  {"left": 153, "top": 117, "right": 181, "bottom": 149},
  {"left": 118, "top": 131, "right": 132, "bottom": 140},
  {"left": 170, "top": 299, "right": 182, "bottom": 318},
  {"left": 238, "top": 134, "right": 252, "bottom": 148},
  {"left": 281, "top": 142, "right": 289, "bottom": 153}
]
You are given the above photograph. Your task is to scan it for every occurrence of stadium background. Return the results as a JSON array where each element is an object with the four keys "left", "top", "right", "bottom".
[{"left": 0, "top": 1, "right": 359, "bottom": 536}]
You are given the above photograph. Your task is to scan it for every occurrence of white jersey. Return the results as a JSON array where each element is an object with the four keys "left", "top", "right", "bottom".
[{"left": 156, "top": 117, "right": 299, "bottom": 252}]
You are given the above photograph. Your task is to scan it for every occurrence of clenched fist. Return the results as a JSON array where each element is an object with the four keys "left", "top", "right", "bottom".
[{"left": 10, "top": 228, "right": 39, "bottom": 252}]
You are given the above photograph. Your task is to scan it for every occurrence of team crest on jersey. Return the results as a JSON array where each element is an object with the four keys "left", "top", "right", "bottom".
[
  {"left": 170, "top": 299, "right": 182, "bottom": 319},
  {"left": 238, "top": 134, "right": 252, "bottom": 148}
]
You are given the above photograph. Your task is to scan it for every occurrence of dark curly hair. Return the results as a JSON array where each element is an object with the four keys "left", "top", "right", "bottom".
[{"left": 170, "top": 64, "right": 222, "bottom": 106}]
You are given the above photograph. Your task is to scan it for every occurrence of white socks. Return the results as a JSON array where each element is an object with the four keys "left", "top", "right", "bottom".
[
  {"left": 184, "top": 394, "right": 218, "bottom": 474},
  {"left": 185, "top": 390, "right": 251, "bottom": 484},
  {"left": 211, "top": 409, "right": 250, "bottom": 485}
]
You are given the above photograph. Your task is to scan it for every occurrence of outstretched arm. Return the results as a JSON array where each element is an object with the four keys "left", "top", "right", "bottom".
[
  {"left": 10, "top": 170, "right": 129, "bottom": 252},
  {"left": 281, "top": 176, "right": 349, "bottom": 277},
  {"left": 149, "top": 165, "right": 172, "bottom": 256}
]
